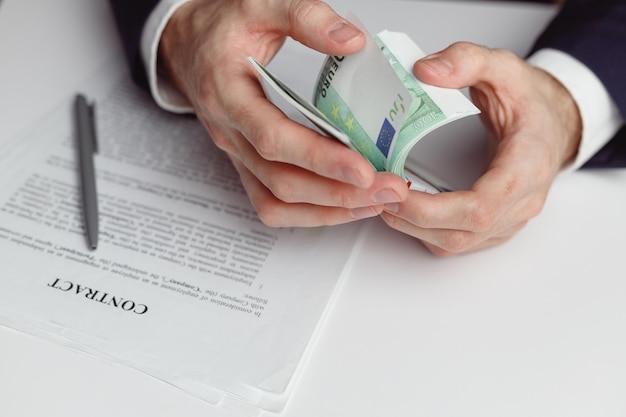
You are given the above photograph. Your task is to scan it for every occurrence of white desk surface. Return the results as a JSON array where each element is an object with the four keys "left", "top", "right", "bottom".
[{"left": 2, "top": 1, "right": 626, "bottom": 416}]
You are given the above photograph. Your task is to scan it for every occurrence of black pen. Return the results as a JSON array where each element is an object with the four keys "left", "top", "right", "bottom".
[{"left": 74, "top": 94, "right": 99, "bottom": 250}]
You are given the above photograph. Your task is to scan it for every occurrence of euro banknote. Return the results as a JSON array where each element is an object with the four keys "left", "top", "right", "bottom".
[{"left": 248, "top": 20, "right": 479, "bottom": 193}]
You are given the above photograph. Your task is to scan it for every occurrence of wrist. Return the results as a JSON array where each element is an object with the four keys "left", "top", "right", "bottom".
[
  {"left": 536, "top": 67, "right": 582, "bottom": 169},
  {"left": 157, "top": 1, "right": 199, "bottom": 103},
  {"left": 527, "top": 49, "right": 622, "bottom": 171}
]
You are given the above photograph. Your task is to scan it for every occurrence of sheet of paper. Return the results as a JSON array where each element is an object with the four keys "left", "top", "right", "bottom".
[{"left": 0, "top": 68, "right": 365, "bottom": 415}]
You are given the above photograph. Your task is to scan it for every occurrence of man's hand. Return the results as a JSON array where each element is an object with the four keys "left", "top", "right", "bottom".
[
  {"left": 158, "top": 0, "right": 409, "bottom": 227},
  {"left": 381, "top": 42, "right": 582, "bottom": 256}
]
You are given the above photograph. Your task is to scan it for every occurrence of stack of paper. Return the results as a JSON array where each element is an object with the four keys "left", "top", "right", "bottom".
[{"left": 0, "top": 65, "right": 365, "bottom": 415}]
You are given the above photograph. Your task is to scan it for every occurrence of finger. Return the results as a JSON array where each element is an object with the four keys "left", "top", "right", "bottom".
[
  {"left": 269, "top": 0, "right": 365, "bottom": 55},
  {"left": 382, "top": 208, "right": 528, "bottom": 256},
  {"left": 383, "top": 130, "right": 552, "bottom": 233},
  {"left": 231, "top": 158, "right": 383, "bottom": 227},
  {"left": 413, "top": 42, "right": 521, "bottom": 89},
  {"left": 420, "top": 232, "right": 516, "bottom": 257},
  {"left": 381, "top": 187, "right": 509, "bottom": 234},
  {"left": 226, "top": 129, "right": 408, "bottom": 207},
  {"left": 251, "top": 162, "right": 408, "bottom": 208},
  {"left": 220, "top": 71, "right": 380, "bottom": 188}
]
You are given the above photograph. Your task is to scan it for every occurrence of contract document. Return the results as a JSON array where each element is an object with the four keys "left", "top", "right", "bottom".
[{"left": 0, "top": 66, "right": 364, "bottom": 415}]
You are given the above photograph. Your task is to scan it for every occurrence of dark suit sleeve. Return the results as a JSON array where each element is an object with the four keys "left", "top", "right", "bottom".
[
  {"left": 108, "top": 0, "right": 161, "bottom": 88},
  {"left": 531, "top": 0, "right": 626, "bottom": 167}
]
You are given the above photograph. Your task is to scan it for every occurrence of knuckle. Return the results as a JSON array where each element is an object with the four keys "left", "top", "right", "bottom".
[
  {"left": 303, "top": 143, "right": 327, "bottom": 175},
  {"left": 526, "top": 196, "right": 546, "bottom": 219},
  {"left": 330, "top": 187, "right": 358, "bottom": 209},
  {"left": 228, "top": 103, "right": 282, "bottom": 162},
  {"left": 256, "top": 210, "right": 282, "bottom": 228},
  {"left": 254, "top": 199, "right": 286, "bottom": 228},
  {"left": 439, "top": 230, "right": 475, "bottom": 254},
  {"left": 380, "top": 211, "right": 398, "bottom": 229},
  {"left": 451, "top": 41, "right": 477, "bottom": 53},
  {"left": 466, "top": 199, "right": 498, "bottom": 232},
  {"left": 209, "top": 131, "right": 231, "bottom": 152},
  {"left": 494, "top": 47, "right": 518, "bottom": 61},
  {"left": 512, "top": 220, "right": 529, "bottom": 234},
  {"left": 291, "top": 0, "right": 325, "bottom": 25},
  {"left": 427, "top": 245, "right": 456, "bottom": 258},
  {"left": 252, "top": 124, "right": 281, "bottom": 161},
  {"left": 266, "top": 175, "right": 298, "bottom": 203},
  {"left": 324, "top": 208, "right": 362, "bottom": 226},
  {"left": 450, "top": 41, "right": 484, "bottom": 61}
]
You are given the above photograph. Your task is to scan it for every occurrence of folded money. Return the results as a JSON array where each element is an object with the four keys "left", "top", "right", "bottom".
[{"left": 248, "top": 17, "right": 479, "bottom": 193}]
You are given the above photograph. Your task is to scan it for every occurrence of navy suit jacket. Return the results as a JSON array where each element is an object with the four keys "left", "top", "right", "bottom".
[
  {"left": 109, "top": 0, "right": 159, "bottom": 89},
  {"left": 532, "top": 0, "right": 626, "bottom": 167},
  {"left": 109, "top": 0, "right": 626, "bottom": 167}
]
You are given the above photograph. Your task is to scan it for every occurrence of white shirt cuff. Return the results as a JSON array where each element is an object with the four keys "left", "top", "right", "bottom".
[
  {"left": 140, "top": 0, "right": 194, "bottom": 114},
  {"left": 527, "top": 48, "right": 623, "bottom": 171}
]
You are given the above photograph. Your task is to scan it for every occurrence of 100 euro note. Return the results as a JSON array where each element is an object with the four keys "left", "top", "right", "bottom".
[{"left": 248, "top": 23, "right": 479, "bottom": 193}]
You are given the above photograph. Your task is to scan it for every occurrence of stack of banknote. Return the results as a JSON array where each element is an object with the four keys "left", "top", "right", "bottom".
[{"left": 249, "top": 15, "right": 479, "bottom": 192}]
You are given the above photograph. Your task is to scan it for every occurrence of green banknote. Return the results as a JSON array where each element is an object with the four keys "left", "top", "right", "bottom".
[
  {"left": 249, "top": 24, "right": 479, "bottom": 193},
  {"left": 313, "top": 30, "right": 479, "bottom": 179}
]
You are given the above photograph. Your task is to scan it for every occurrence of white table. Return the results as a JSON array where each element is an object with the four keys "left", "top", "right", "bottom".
[{"left": 2, "top": 1, "right": 626, "bottom": 416}]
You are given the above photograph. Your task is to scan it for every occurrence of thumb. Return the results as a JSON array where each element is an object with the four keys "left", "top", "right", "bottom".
[
  {"left": 413, "top": 42, "right": 498, "bottom": 89},
  {"left": 279, "top": 0, "right": 365, "bottom": 55}
]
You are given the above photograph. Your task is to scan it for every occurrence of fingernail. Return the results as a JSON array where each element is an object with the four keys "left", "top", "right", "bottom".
[
  {"left": 418, "top": 54, "right": 453, "bottom": 76},
  {"left": 350, "top": 206, "right": 378, "bottom": 220},
  {"left": 384, "top": 203, "right": 399, "bottom": 214},
  {"left": 328, "top": 21, "right": 362, "bottom": 44},
  {"left": 372, "top": 188, "right": 401, "bottom": 204},
  {"left": 340, "top": 166, "right": 366, "bottom": 187}
]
